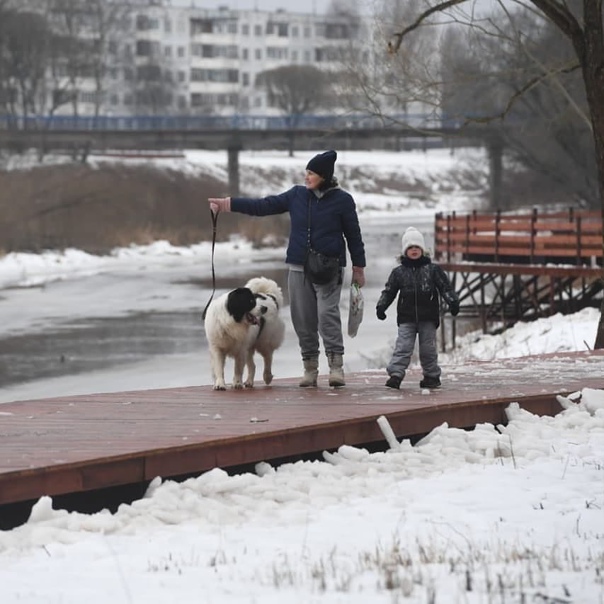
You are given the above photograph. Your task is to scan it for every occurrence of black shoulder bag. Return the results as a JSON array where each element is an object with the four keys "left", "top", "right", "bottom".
[{"left": 304, "top": 197, "right": 340, "bottom": 285}]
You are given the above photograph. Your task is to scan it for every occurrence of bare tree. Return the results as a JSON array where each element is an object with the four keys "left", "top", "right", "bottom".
[
  {"left": 335, "top": 0, "right": 442, "bottom": 128},
  {"left": 85, "top": 0, "right": 133, "bottom": 119},
  {"left": 46, "top": 0, "right": 92, "bottom": 118},
  {"left": 440, "top": 6, "right": 597, "bottom": 209},
  {"left": 0, "top": 8, "right": 50, "bottom": 123},
  {"left": 389, "top": 0, "right": 604, "bottom": 349},
  {"left": 47, "top": 0, "right": 134, "bottom": 120},
  {"left": 0, "top": 2, "right": 15, "bottom": 120},
  {"left": 256, "top": 64, "right": 334, "bottom": 155}
]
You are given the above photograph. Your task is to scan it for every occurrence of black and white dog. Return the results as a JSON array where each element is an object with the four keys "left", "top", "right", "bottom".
[{"left": 204, "top": 277, "right": 285, "bottom": 390}]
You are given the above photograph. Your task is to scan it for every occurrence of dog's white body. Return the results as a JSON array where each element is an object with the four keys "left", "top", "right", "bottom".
[
  {"left": 204, "top": 277, "right": 285, "bottom": 390},
  {"left": 244, "top": 277, "right": 285, "bottom": 388}
]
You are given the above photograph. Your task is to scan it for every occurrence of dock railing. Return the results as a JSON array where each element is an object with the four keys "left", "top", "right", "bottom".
[{"left": 435, "top": 208, "right": 602, "bottom": 267}]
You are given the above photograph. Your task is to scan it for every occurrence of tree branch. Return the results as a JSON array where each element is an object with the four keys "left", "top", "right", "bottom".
[
  {"left": 388, "top": 0, "right": 469, "bottom": 54},
  {"left": 529, "top": 0, "right": 583, "bottom": 45}
]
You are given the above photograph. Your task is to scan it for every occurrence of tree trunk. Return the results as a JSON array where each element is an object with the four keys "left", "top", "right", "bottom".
[{"left": 577, "top": 2, "right": 604, "bottom": 348}]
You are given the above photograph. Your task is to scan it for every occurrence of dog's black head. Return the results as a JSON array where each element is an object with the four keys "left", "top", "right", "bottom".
[{"left": 226, "top": 287, "right": 265, "bottom": 324}]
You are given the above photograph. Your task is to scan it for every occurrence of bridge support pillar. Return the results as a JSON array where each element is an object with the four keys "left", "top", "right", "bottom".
[
  {"left": 227, "top": 143, "right": 241, "bottom": 197},
  {"left": 487, "top": 134, "right": 503, "bottom": 210}
]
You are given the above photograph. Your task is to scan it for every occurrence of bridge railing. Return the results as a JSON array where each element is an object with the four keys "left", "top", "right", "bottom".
[
  {"left": 435, "top": 208, "right": 603, "bottom": 266},
  {"left": 0, "top": 113, "right": 445, "bottom": 132}
]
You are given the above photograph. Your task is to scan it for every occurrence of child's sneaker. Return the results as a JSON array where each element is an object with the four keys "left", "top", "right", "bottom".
[
  {"left": 419, "top": 376, "right": 441, "bottom": 389},
  {"left": 385, "top": 375, "right": 402, "bottom": 389}
]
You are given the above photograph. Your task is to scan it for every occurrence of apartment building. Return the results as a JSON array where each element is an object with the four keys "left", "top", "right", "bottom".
[
  {"left": 2, "top": 1, "right": 442, "bottom": 126},
  {"left": 55, "top": 1, "right": 360, "bottom": 117}
]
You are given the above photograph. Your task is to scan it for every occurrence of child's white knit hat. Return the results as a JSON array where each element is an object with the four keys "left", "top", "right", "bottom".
[{"left": 401, "top": 226, "right": 425, "bottom": 254}]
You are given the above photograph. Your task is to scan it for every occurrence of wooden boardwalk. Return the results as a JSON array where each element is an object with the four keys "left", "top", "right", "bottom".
[{"left": 1, "top": 350, "right": 603, "bottom": 517}]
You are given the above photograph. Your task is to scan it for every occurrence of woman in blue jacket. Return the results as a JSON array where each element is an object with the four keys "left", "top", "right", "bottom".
[{"left": 209, "top": 150, "right": 366, "bottom": 388}]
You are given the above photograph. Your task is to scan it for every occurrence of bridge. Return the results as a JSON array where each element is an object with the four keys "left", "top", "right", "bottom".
[{"left": 0, "top": 113, "right": 504, "bottom": 204}]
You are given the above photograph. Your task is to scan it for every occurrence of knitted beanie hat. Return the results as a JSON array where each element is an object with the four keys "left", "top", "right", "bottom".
[
  {"left": 306, "top": 150, "right": 337, "bottom": 181},
  {"left": 401, "top": 226, "right": 426, "bottom": 254}
]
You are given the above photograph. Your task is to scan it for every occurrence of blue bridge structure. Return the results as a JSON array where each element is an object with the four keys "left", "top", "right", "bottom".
[{"left": 0, "top": 112, "right": 503, "bottom": 205}]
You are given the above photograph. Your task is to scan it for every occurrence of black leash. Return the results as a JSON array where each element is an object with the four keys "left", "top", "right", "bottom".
[{"left": 202, "top": 209, "right": 218, "bottom": 321}]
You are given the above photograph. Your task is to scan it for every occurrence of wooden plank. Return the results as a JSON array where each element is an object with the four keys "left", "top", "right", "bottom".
[
  {"left": 439, "top": 262, "right": 601, "bottom": 277},
  {"left": 435, "top": 209, "right": 603, "bottom": 264},
  {"left": 1, "top": 352, "right": 603, "bottom": 507}
]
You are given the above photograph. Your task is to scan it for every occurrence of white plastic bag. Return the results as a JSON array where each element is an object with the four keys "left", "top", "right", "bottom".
[{"left": 347, "top": 283, "right": 364, "bottom": 337}]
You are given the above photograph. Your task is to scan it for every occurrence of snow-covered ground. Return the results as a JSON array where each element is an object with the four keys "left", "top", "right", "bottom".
[{"left": 0, "top": 148, "right": 602, "bottom": 603}]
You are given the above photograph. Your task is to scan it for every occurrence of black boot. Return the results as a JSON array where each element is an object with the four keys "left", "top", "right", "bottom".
[
  {"left": 419, "top": 376, "right": 441, "bottom": 389},
  {"left": 385, "top": 375, "right": 402, "bottom": 389}
]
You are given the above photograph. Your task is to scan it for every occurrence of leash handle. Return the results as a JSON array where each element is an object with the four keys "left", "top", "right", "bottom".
[{"left": 202, "top": 209, "right": 218, "bottom": 320}]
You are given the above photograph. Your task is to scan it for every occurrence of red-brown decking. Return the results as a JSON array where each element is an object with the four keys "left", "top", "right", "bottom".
[{"left": 1, "top": 350, "right": 603, "bottom": 508}]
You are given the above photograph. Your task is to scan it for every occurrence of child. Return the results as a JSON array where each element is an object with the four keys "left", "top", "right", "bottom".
[{"left": 376, "top": 226, "right": 459, "bottom": 389}]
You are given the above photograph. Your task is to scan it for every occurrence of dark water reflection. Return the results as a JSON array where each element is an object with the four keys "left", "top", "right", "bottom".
[{"left": 0, "top": 311, "right": 204, "bottom": 388}]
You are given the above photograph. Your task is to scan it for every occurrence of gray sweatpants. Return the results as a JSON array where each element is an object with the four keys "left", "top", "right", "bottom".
[
  {"left": 288, "top": 266, "right": 344, "bottom": 359},
  {"left": 387, "top": 321, "right": 440, "bottom": 380}
]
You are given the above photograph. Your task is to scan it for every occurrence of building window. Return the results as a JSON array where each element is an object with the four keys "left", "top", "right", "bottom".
[
  {"left": 315, "top": 46, "right": 340, "bottom": 62},
  {"left": 191, "top": 18, "right": 213, "bottom": 35},
  {"left": 190, "top": 68, "right": 239, "bottom": 83},
  {"left": 325, "top": 23, "right": 350, "bottom": 39},
  {"left": 136, "top": 15, "right": 159, "bottom": 31},
  {"left": 255, "top": 48, "right": 262, "bottom": 60},
  {"left": 266, "top": 22, "right": 289, "bottom": 36},
  {"left": 267, "top": 47, "right": 288, "bottom": 60},
  {"left": 136, "top": 39, "right": 155, "bottom": 57},
  {"left": 53, "top": 89, "right": 76, "bottom": 106},
  {"left": 191, "top": 92, "right": 239, "bottom": 107},
  {"left": 242, "top": 24, "right": 249, "bottom": 35},
  {"left": 137, "top": 64, "right": 162, "bottom": 81},
  {"left": 80, "top": 91, "right": 99, "bottom": 104},
  {"left": 254, "top": 24, "right": 262, "bottom": 36}
]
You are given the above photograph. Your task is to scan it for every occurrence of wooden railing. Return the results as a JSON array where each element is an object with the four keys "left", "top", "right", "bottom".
[{"left": 435, "top": 208, "right": 603, "bottom": 266}]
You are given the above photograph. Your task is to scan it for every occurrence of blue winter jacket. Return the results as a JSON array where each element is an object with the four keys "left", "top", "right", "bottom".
[{"left": 231, "top": 185, "right": 366, "bottom": 268}]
